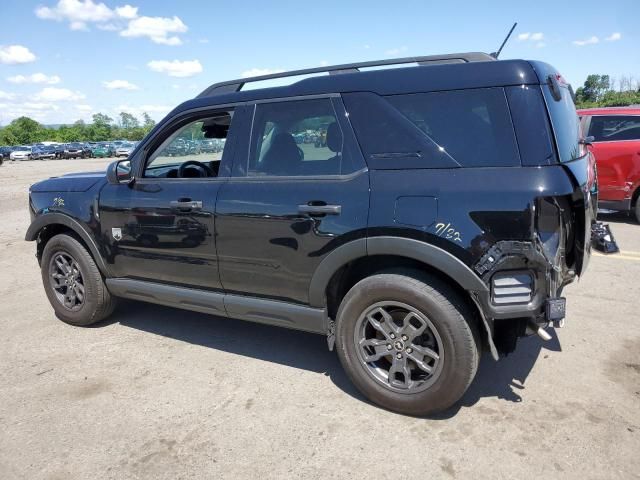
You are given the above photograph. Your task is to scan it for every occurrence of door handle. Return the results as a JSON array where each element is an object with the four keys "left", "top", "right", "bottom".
[
  {"left": 298, "top": 203, "right": 342, "bottom": 216},
  {"left": 170, "top": 200, "right": 203, "bottom": 211}
]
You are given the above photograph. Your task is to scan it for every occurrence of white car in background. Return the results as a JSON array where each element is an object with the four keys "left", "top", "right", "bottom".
[
  {"left": 115, "top": 142, "right": 135, "bottom": 158},
  {"left": 9, "top": 146, "right": 32, "bottom": 161}
]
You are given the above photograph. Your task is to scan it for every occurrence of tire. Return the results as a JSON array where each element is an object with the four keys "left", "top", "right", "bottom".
[
  {"left": 634, "top": 197, "right": 640, "bottom": 224},
  {"left": 40, "top": 234, "right": 117, "bottom": 326},
  {"left": 335, "top": 269, "right": 480, "bottom": 416}
]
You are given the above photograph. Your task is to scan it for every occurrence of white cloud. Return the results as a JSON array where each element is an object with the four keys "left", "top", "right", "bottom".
[
  {"left": 0, "top": 90, "right": 16, "bottom": 100},
  {"left": 35, "top": 0, "right": 116, "bottom": 23},
  {"left": 35, "top": 87, "right": 85, "bottom": 101},
  {"left": 75, "top": 104, "right": 92, "bottom": 111},
  {"left": 573, "top": 36, "right": 599, "bottom": 46},
  {"left": 363, "top": 44, "right": 370, "bottom": 49},
  {"left": 241, "top": 68, "right": 284, "bottom": 78},
  {"left": 115, "top": 4, "right": 138, "bottom": 19},
  {"left": 0, "top": 45, "right": 37, "bottom": 64},
  {"left": 114, "top": 103, "right": 172, "bottom": 120},
  {"left": 7, "top": 73, "right": 61, "bottom": 85},
  {"left": 23, "top": 102, "right": 58, "bottom": 110},
  {"left": 120, "top": 15, "right": 187, "bottom": 45},
  {"left": 103, "top": 79, "right": 139, "bottom": 90},
  {"left": 147, "top": 59, "right": 202, "bottom": 77},
  {"left": 518, "top": 32, "right": 545, "bottom": 46},
  {"left": 605, "top": 32, "right": 622, "bottom": 42},
  {"left": 385, "top": 46, "right": 408, "bottom": 55},
  {"left": 198, "top": 38, "right": 209, "bottom": 44},
  {"left": 70, "top": 20, "right": 88, "bottom": 30}
]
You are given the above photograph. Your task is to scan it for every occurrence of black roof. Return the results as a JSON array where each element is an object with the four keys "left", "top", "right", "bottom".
[{"left": 170, "top": 53, "right": 553, "bottom": 118}]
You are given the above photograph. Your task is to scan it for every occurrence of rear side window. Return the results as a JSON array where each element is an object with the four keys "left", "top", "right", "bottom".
[
  {"left": 588, "top": 115, "right": 640, "bottom": 142},
  {"left": 386, "top": 88, "right": 520, "bottom": 167},
  {"left": 542, "top": 84, "right": 583, "bottom": 162},
  {"left": 343, "top": 88, "right": 520, "bottom": 168},
  {"left": 248, "top": 98, "right": 347, "bottom": 176}
]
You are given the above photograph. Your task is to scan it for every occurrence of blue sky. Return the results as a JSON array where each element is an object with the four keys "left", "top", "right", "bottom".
[{"left": 0, "top": 0, "right": 637, "bottom": 126}]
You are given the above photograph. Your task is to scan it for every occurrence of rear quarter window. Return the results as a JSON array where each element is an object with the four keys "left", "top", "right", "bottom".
[{"left": 343, "top": 88, "right": 520, "bottom": 168}]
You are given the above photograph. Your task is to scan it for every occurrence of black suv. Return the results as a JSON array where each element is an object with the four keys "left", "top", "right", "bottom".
[{"left": 26, "top": 52, "right": 595, "bottom": 415}]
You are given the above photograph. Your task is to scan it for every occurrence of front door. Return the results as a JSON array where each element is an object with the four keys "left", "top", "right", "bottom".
[
  {"left": 216, "top": 96, "right": 369, "bottom": 304},
  {"left": 98, "top": 107, "right": 245, "bottom": 290}
]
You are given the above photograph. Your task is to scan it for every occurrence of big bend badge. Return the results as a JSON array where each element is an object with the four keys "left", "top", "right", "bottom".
[{"left": 111, "top": 228, "right": 122, "bottom": 241}]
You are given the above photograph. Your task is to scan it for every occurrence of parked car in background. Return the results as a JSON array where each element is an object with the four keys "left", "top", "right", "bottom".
[
  {"left": 91, "top": 143, "right": 115, "bottom": 158},
  {"left": 31, "top": 145, "right": 57, "bottom": 160},
  {"left": 10, "top": 146, "right": 32, "bottom": 161},
  {"left": 115, "top": 142, "right": 135, "bottom": 157},
  {"left": 579, "top": 107, "right": 640, "bottom": 222},
  {"left": 0, "top": 146, "right": 15, "bottom": 162},
  {"left": 61, "top": 143, "right": 87, "bottom": 159}
]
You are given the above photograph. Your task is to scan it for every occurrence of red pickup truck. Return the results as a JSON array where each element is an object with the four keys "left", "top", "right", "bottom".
[{"left": 578, "top": 107, "right": 640, "bottom": 222}]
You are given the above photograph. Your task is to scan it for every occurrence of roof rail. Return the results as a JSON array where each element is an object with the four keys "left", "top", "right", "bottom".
[{"left": 196, "top": 52, "right": 495, "bottom": 98}]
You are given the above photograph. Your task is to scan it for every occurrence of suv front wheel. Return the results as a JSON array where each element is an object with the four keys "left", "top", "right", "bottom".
[
  {"left": 335, "top": 270, "right": 480, "bottom": 416},
  {"left": 41, "top": 234, "right": 117, "bottom": 326}
]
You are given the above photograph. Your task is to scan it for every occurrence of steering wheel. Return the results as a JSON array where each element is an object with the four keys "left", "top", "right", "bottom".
[{"left": 178, "top": 160, "right": 214, "bottom": 178}]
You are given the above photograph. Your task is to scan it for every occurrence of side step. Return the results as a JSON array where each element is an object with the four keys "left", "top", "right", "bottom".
[{"left": 105, "top": 278, "right": 327, "bottom": 335}]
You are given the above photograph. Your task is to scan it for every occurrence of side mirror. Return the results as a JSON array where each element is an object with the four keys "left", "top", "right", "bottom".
[
  {"left": 106, "top": 159, "right": 134, "bottom": 185},
  {"left": 580, "top": 136, "right": 595, "bottom": 146}
]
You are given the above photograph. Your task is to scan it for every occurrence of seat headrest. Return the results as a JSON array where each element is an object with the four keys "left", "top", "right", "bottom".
[{"left": 326, "top": 122, "right": 342, "bottom": 153}]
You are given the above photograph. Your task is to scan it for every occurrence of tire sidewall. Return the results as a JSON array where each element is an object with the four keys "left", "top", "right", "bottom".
[
  {"left": 336, "top": 273, "right": 477, "bottom": 415},
  {"left": 41, "top": 235, "right": 102, "bottom": 326}
]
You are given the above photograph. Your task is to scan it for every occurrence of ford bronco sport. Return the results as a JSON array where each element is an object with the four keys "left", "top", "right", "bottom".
[{"left": 26, "top": 52, "right": 594, "bottom": 415}]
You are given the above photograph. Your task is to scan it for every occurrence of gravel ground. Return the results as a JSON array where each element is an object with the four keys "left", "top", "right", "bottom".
[{"left": 0, "top": 159, "right": 638, "bottom": 480}]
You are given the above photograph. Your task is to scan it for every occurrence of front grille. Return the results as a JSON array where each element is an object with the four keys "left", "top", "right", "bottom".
[{"left": 491, "top": 272, "right": 533, "bottom": 305}]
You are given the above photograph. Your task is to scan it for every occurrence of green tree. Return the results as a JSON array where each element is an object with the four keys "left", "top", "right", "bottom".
[
  {"left": 581, "top": 74, "right": 610, "bottom": 103},
  {"left": 0, "top": 117, "right": 48, "bottom": 144}
]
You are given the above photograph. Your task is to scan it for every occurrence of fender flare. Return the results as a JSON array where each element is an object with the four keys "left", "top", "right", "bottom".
[
  {"left": 308, "top": 236, "right": 488, "bottom": 308},
  {"left": 25, "top": 212, "right": 111, "bottom": 276}
]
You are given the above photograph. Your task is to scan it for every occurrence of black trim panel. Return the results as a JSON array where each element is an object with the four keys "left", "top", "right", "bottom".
[
  {"left": 308, "top": 236, "right": 488, "bottom": 308},
  {"left": 106, "top": 278, "right": 327, "bottom": 335}
]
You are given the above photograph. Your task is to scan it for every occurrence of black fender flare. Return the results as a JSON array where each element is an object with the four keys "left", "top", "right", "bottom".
[
  {"left": 308, "top": 236, "right": 488, "bottom": 308},
  {"left": 309, "top": 236, "right": 497, "bottom": 359},
  {"left": 25, "top": 212, "right": 111, "bottom": 276}
]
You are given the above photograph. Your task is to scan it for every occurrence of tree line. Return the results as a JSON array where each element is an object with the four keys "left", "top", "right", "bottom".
[
  {"left": 575, "top": 74, "right": 640, "bottom": 109},
  {"left": 0, "top": 112, "right": 157, "bottom": 146}
]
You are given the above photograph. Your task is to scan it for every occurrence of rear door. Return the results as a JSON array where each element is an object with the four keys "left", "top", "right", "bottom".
[
  {"left": 216, "top": 96, "right": 369, "bottom": 305},
  {"left": 587, "top": 115, "right": 640, "bottom": 202}
]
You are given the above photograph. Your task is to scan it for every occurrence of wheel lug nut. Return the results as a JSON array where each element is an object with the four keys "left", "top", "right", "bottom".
[
  {"left": 406, "top": 347, "right": 413, "bottom": 353},
  {"left": 396, "top": 353, "right": 402, "bottom": 359},
  {"left": 390, "top": 333, "right": 396, "bottom": 339},
  {"left": 401, "top": 335, "right": 408, "bottom": 341},
  {"left": 387, "top": 344, "right": 392, "bottom": 350}
]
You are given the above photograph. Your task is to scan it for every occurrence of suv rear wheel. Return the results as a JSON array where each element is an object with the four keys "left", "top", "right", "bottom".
[
  {"left": 41, "top": 234, "right": 116, "bottom": 326},
  {"left": 335, "top": 270, "right": 480, "bottom": 416}
]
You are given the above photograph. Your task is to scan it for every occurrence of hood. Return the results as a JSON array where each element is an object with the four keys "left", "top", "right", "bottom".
[{"left": 30, "top": 170, "right": 105, "bottom": 193}]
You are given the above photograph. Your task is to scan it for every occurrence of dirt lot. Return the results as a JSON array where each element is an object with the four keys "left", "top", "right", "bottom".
[{"left": 1, "top": 159, "right": 639, "bottom": 479}]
